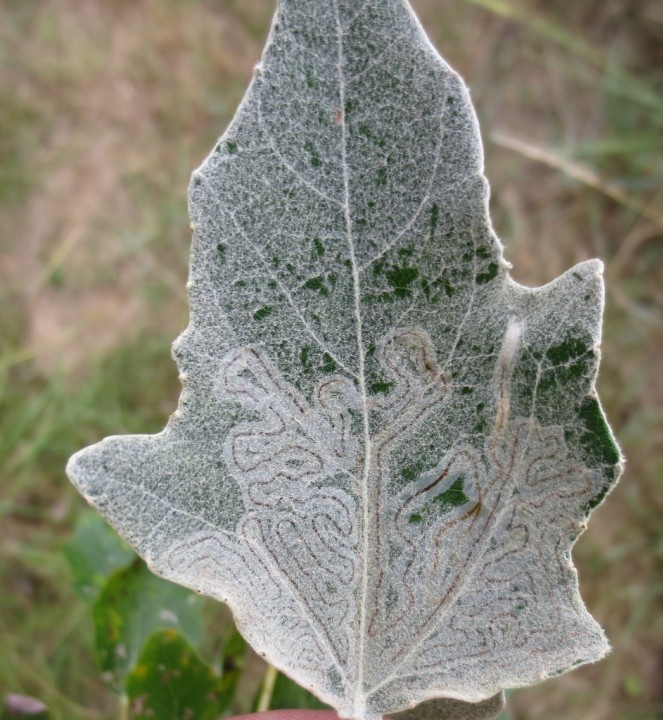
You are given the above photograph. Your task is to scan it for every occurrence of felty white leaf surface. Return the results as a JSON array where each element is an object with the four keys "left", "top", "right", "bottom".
[{"left": 67, "top": 1, "right": 623, "bottom": 718}]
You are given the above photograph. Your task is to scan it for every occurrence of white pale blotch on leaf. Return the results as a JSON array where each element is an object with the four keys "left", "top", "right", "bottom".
[{"left": 67, "top": 1, "right": 622, "bottom": 719}]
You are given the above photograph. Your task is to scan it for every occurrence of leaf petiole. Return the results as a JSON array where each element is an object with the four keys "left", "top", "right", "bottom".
[{"left": 256, "top": 665, "right": 279, "bottom": 713}]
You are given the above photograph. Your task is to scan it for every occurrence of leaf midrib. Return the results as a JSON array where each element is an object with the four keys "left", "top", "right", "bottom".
[{"left": 330, "top": 1, "right": 374, "bottom": 707}]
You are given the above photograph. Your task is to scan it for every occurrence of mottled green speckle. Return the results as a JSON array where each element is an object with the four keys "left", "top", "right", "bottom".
[
  {"left": 300, "top": 346, "right": 311, "bottom": 371},
  {"left": 429, "top": 202, "right": 439, "bottom": 239},
  {"left": 385, "top": 265, "right": 419, "bottom": 298},
  {"left": 370, "top": 381, "right": 395, "bottom": 394},
  {"left": 582, "top": 479, "right": 614, "bottom": 516},
  {"left": 434, "top": 476, "right": 468, "bottom": 512},
  {"left": 303, "top": 276, "right": 329, "bottom": 296},
  {"left": 253, "top": 306, "right": 273, "bottom": 321},
  {"left": 305, "top": 141, "right": 321, "bottom": 168},
  {"left": 402, "top": 462, "right": 425, "bottom": 483},
  {"left": 322, "top": 353, "right": 337, "bottom": 373},
  {"left": 577, "top": 396, "right": 620, "bottom": 467},
  {"left": 546, "top": 337, "right": 590, "bottom": 366},
  {"left": 476, "top": 262, "right": 499, "bottom": 285}
]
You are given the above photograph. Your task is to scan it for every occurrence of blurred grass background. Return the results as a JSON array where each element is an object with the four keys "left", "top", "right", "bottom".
[{"left": 0, "top": 0, "right": 661, "bottom": 718}]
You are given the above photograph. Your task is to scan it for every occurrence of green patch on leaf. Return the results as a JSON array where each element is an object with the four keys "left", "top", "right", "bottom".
[
  {"left": 305, "top": 140, "right": 321, "bottom": 168},
  {"left": 402, "top": 462, "right": 425, "bottom": 483},
  {"left": 434, "top": 476, "right": 468, "bottom": 512},
  {"left": 546, "top": 337, "right": 590, "bottom": 365},
  {"left": 476, "top": 262, "right": 499, "bottom": 284},
  {"left": 582, "top": 478, "right": 615, "bottom": 516},
  {"left": 385, "top": 265, "right": 419, "bottom": 298},
  {"left": 253, "top": 306, "right": 273, "bottom": 321},
  {"left": 370, "top": 381, "right": 395, "bottom": 394},
  {"left": 303, "top": 276, "right": 329, "bottom": 295},
  {"left": 412, "top": 477, "right": 470, "bottom": 522},
  {"left": 358, "top": 123, "right": 386, "bottom": 148},
  {"left": 322, "top": 353, "right": 337, "bottom": 373},
  {"left": 577, "top": 396, "right": 620, "bottom": 467},
  {"left": 300, "top": 346, "right": 312, "bottom": 371},
  {"left": 429, "top": 202, "right": 439, "bottom": 238}
]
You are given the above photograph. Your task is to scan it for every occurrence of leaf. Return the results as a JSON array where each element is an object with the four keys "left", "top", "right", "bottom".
[
  {"left": 63, "top": 511, "right": 135, "bottom": 602},
  {"left": 66, "top": 1, "right": 622, "bottom": 719},
  {"left": 93, "top": 559, "right": 203, "bottom": 686},
  {"left": 126, "top": 630, "right": 230, "bottom": 720}
]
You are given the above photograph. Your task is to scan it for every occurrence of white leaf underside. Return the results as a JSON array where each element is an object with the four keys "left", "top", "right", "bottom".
[{"left": 67, "top": 1, "right": 622, "bottom": 719}]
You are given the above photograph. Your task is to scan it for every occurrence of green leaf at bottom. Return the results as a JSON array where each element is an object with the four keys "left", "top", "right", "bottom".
[
  {"left": 93, "top": 559, "right": 202, "bottom": 685},
  {"left": 268, "top": 672, "right": 330, "bottom": 711},
  {"left": 126, "top": 630, "right": 231, "bottom": 720},
  {"left": 63, "top": 512, "right": 135, "bottom": 602}
]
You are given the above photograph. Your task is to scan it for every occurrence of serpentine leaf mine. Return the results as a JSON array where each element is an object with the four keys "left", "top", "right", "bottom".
[{"left": 67, "top": 1, "right": 622, "bottom": 718}]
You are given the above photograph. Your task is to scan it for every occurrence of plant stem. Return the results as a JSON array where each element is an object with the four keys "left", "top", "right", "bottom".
[
  {"left": 119, "top": 694, "right": 129, "bottom": 720},
  {"left": 256, "top": 665, "right": 278, "bottom": 713}
]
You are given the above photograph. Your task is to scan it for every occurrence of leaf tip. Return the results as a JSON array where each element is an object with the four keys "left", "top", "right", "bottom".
[
  {"left": 65, "top": 446, "right": 87, "bottom": 491},
  {"left": 569, "top": 258, "right": 604, "bottom": 284},
  {"left": 66, "top": 439, "right": 113, "bottom": 506}
]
